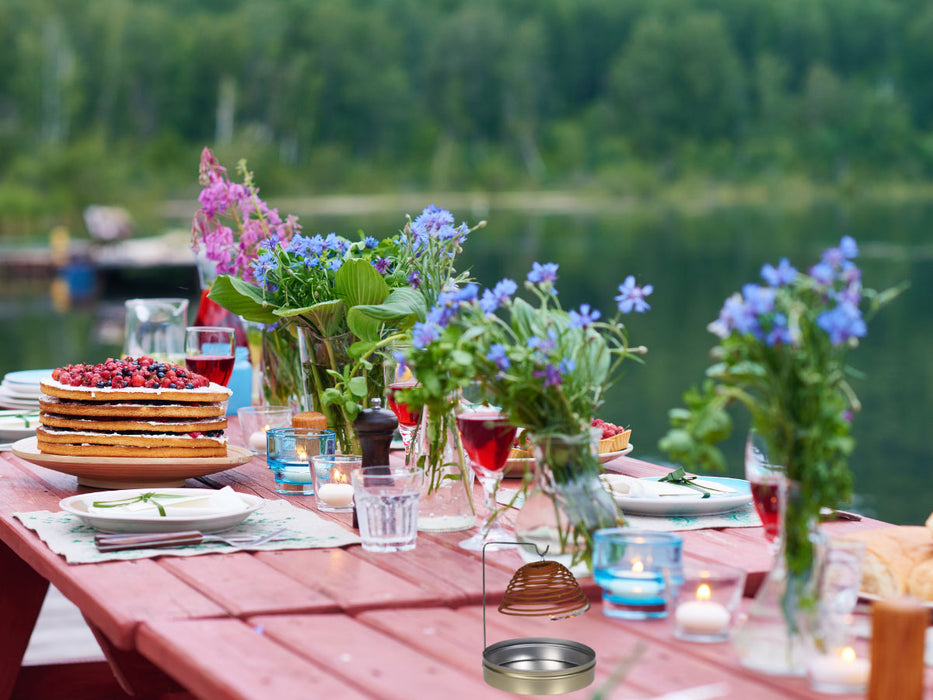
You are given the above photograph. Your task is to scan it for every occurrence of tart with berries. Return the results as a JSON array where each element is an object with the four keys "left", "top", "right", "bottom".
[
  {"left": 592, "top": 418, "right": 631, "bottom": 454},
  {"left": 37, "top": 357, "right": 231, "bottom": 458}
]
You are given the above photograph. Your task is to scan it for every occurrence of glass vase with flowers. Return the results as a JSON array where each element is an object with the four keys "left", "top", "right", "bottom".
[
  {"left": 397, "top": 261, "right": 651, "bottom": 567},
  {"left": 660, "top": 236, "right": 903, "bottom": 674}
]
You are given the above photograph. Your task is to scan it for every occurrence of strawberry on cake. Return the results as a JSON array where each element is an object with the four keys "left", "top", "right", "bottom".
[{"left": 37, "top": 357, "right": 232, "bottom": 458}]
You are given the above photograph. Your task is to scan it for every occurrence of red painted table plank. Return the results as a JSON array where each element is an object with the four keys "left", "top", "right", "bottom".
[
  {"left": 251, "top": 613, "right": 503, "bottom": 700},
  {"left": 138, "top": 618, "right": 370, "bottom": 700}
]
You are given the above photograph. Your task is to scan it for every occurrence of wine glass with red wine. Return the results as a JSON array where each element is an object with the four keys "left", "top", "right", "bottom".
[
  {"left": 745, "top": 429, "right": 785, "bottom": 550},
  {"left": 456, "top": 408, "right": 518, "bottom": 551},
  {"left": 383, "top": 350, "right": 422, "bottom": 465},
  {"left": 185, "top": 326, "right": 236, "bottom": 386}
]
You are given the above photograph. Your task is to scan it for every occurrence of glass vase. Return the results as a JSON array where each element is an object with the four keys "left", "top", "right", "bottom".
[
  {"left": 411, "top": 407, "right": 476, "bottom": 532},
  {"left": 297, "top": 327, "right": 383, "bottom": 454},
  {"left": 514, "top": 432, "right": 622, "bottom": 570},
  {"left": 732, "top": 479, "right": 822, "bottom": 676},
  {"left": 260, "top": 323, "right": 302, "bottom": 411}
]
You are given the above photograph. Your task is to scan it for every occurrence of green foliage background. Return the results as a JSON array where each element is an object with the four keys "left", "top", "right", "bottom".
[{"left": 2, "top": 0, "right": 933, "bottom": 237}]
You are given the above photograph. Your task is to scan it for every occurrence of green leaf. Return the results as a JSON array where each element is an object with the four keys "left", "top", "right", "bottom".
[
  {"left": 276, "top": 299, "right": 345, "bottom": 337},
  {"left": 207, "top": 275, "right": 279, "bottom": 324},
  {"left": 348, "top": 376, "right": 369, "bottom": 398},
  {"left": 336, "top": 259, "right": 392, "bottom": 340}
]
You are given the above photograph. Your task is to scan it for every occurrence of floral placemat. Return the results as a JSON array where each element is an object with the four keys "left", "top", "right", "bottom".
[
  {"left": 13, "top": 499, "right": 359, "bottom": 564},
  {"left": 497, "top": 486, "right": 762, "bottom": 532}
]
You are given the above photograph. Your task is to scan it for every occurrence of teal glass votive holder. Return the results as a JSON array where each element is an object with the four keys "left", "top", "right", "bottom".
[
  {"left": 593, "top": 529, "right": 683, "bottom": 620},
  {"left": 266, "top": 427, "right": 336, "bottom": 495}
]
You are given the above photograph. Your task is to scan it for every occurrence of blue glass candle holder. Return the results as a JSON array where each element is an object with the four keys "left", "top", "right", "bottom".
[
  {"left": 592, "top": 529, "right": 683, "bottom": 620},
  {"left": 266, "top": 427, "right": 336, "bottom": 495}
]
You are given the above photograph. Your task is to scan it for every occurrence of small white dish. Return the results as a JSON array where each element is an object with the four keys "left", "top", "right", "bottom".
[
  {"left": 603, "top": 475, "right": 752, "bottom": 516},
  {"left": 59, "top": 487, "right": 264, "bottom": 533},
  {"left": 0, "top": 411, "right": 40, "bottom": 442}
]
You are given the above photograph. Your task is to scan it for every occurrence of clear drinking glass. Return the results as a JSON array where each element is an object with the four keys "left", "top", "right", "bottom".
[
  {"left": 185, "top": 326, "right": 236, "bottom": 386},
  {"left": 351, "top": 466, "right": 423, "bottom": 552}
]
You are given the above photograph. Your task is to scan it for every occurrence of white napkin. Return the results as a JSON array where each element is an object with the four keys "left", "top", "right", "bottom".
[
  {"left": 86, "top": 486, "right": 248, "bottom": 517},
  {"left": 601, "top": 474, "right": 735, "bottom": 499}
]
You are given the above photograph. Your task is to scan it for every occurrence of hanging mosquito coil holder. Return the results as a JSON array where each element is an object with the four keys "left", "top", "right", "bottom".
[{"left": 481, "top": 542, "right": 596, "bottom": 695}]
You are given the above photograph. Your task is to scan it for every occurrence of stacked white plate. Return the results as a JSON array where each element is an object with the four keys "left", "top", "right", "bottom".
[{"left": 0, "top": 369, "right": 52, "bottom": 410}]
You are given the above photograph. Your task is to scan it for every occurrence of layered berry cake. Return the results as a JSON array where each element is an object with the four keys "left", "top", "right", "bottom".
[{"left": 37, "top": 357, "right": 232, "bottom": 458}]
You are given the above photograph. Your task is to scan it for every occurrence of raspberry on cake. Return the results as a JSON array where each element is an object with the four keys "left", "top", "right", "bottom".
[
  {"left": 592, "top": 418, "right": 631, "bottom": 453},
  {"left": 38, "top": 357, "right": 232, "bottom": 458}
]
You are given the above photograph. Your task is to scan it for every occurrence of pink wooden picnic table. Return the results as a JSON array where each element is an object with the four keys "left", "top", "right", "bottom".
[{"left": 1, "top": 417, "right": 929, "bottom": 699}]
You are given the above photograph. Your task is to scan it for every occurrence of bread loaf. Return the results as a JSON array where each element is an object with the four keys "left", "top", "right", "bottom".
[{"left": 837, "top": 526, "right": 933, "bottom": 600}]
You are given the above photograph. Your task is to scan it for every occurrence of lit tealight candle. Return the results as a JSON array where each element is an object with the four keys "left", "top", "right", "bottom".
[
  {"left": 809, "top": 646, "right": 869, "bottom": 691},
  {"left": 248, "top": 426, "right": 270, "bottom": 453},
  {"left": 675, "top": 583, "right": 731, "bottom": 637},
  {"left": 318, "top": 482, "right": 354, "bottom": 508},
  {"left": 607, "top": 559, "right": 664, "bottom": 600}
]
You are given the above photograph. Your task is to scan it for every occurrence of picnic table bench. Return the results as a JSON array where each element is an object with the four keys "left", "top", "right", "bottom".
[{"left": 1, "top": 418, "right": 927, "bottom": 699}]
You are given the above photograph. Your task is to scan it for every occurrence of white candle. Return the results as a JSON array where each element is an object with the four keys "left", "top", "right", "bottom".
[
  {"left": 279, "top": 467, "right": 314, "bottom": 483},
  {"left": 675, "top": 583, "right": 731, "bottom": 637},
  {"left": 607, "top": 559, "right": 663, "bottom": 600},
  {"left": 809, "top": 646, "right": 870, "bottom": 689},
  {"left": 318, "top": 483, "right": 354, "bottom": 508},
  {"left": 248, "top": 430, "right": 268, "bottom": 452}
]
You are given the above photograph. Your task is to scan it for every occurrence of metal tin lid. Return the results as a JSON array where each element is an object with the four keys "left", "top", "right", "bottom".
[{"left": 482, "top": 637, "right": 596, "bottom": 695}]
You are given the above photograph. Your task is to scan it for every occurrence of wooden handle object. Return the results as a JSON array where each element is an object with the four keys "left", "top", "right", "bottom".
[{"left": 868, "top": 597, "right": 927, "bottom": 700}]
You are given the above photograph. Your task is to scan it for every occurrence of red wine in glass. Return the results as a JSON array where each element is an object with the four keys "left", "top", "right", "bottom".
[
  {"left": 185, "top": 355, "right": 235, "bottom": 386},
  {"left": 750, "top": 481, "right": 780, "bottom": 541},
  {"left": 387, "top": 382, "right": 421, "bottom": 428},
  {"left": 456, "top": 411, "right": 517, "bottom": 475}
]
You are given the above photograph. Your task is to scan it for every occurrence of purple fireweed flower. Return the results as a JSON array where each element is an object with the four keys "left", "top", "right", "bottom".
[
  {"left": 486, "top": 343, "right": 510, "bottom": 371},
  {"left": 372, "top": 257, "right": 391, "bottom": 274},
  {"left": 363, "top": 236, "right": 378, "bottom": 249},
  {"left": 411, "top": 322, "right": 441, "bottom": 350},
  {"left": 810, "top": 262, "right": 835, "bottom": 286},
  {"left": 817, "top": 302, "right": 867, "bottom": 345},
  {"left": 527, "top": 262, "right": 559, "bottom": 286},
  {"left": 408, "top": 270, "right": 421, "bottom": 289},
  {"left": 568, "top": 303, "right": 601, "bottom": 329},
  {"left": 761, "top": 258, "right": 798, "bottom": 287},
  {"left": 615, "top": 276, "right": 653, "bottom": 314}
]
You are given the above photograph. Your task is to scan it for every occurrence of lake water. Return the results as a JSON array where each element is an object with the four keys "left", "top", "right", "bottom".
[{"left": 2, "top": 198, "right": 929, "bottom": 525}]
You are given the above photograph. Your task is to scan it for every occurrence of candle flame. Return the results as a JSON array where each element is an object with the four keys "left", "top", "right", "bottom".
[
  {"left": 696, "top": 583, "right": 712, "bottom": 601},
  {"left": 296, "top": 446, "right": 308, "bottom": 461},
  {"left": 262, "top": 424, "right": 270, "bottom": 432},
  {"left": 632, "top": 559, "right": 644, "bottom": 573},
  {"left": 840, "top": 646, "right": 856, "bottom": 662},
  {"left": 333, "top": 469, "right": 349, "bottom": 485}
]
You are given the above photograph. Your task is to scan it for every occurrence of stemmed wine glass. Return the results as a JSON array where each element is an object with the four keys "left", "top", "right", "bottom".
[
  {"left": 384, "top": 352, "right": 421, "bottom": 465},
  {"left": 745, "top": 429, "right": 785, "bottom": 551},
  {"left": 185, "top": 326, "right": 236, "bottom": 386},
  {"left": 456, "top": 407, "right": 518, "bottom": 551}
]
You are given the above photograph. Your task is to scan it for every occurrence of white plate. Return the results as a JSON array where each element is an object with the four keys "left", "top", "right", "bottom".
[
  {"left": 503, "top": 444, "right": 633, "bottom": 478},
  {"left": 605, "top": 476, "right": 752, "bottom": 516},
  {"left": 59, "top": 488, "right": 264, "bottom": 533},
  {"left": 3, "top": 369, "right": 53, "bottom": 387},
  {"left": 0, "top": 410, "right": 40, "bottom": 442}
]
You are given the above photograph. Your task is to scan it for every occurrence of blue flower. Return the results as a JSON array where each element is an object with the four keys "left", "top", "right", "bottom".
[
  {"left": 708, "top": 293, "right": 745, "bottom": 338},
  {"left": 741, "top": 284, "right": 775, "bottom": 316},
  {"left": 363, "top": 236, "right": 378, "bottom": 249},
  {"left": 839, "top": 236, "right": 859, "bottom": 259},
  {"left": 411, "top": 322, "right": 441, "bottom": 350},
  {"left": 328, "top": 258, "right": 343, "bottom": 272},
  {"left": 480, "top": 278, "right": 517, "bottom": 315},
  {"left": 408, "top": 270, "right": 421, "bottom": 289},
  {"left": 486, "top": 344, "right": 510, "bottom": 371},
  {"left": 760, "top": 258, "right": 798, "bottom": 287},
  {"left": 534, "top": 363, "right": 563, "bottom": 387},
  {"left": 568, "top": 303, "right": 601, "bottom": 329},
  {"left": 372, "top": 257, "right": 391, "bottom": 274},
  {"left": 558, "top": 358, "right": 576, "bottom": 375},
  {"left": 615, "top": 276, "right": 653, "bottom": 313},
  {"left": 250, "top": 250, "right": 278, "bottom": 288},
  {"left": 308, "top": 234, "right": 326, "bottom": 256},
  {"left": 527, "top": 262, "right": 559, "bottom": 286},
  {"left": 817, "top": 303, "right": 866, "bottom": 345},
  {"left": 765, "top": 313, "right": 794, "bottom": 346},
  {"left": 809, "top": 262, "right": 835, "bottom": 286}
]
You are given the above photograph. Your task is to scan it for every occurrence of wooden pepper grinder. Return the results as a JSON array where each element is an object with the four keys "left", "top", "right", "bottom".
[
  {"left": 351, "top": 397, "right": 398, "bottom": 529},
  {"left": 868, "top": 596, "right": 927, "bottom": 700}
]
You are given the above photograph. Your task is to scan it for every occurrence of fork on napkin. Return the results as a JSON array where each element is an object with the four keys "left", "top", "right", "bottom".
[{"left": 600, "top": 474, "right": 736, "bottom": 499}]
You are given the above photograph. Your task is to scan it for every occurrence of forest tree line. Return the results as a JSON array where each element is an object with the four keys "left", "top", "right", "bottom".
[{"left": 2, "top": 0, "right": 933, "bottom": 236}]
